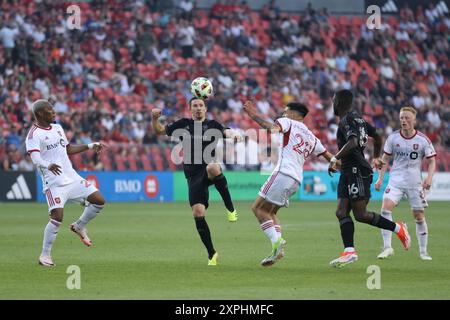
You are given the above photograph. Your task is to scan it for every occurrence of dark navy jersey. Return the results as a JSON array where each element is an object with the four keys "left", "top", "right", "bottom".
[
  {"left": 166, "top": 118, "right": 227, "bottom": 177},
  {"left": 337, "top": 110, "right": 377, "bottom": 172}
]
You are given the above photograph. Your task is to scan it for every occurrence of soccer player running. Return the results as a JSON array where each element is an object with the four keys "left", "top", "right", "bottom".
[
  {"left": 328, "top": 90, "right": 411, "bottom": 268},
  {"left": 26, "top": 100, "right": 106, "bottom": 267},
  {"left": 243, "top": 100, "right": 337, "bottom": 267},
  {"left": 374, "top": 106, "right": 436, "bottom": 260},
  {"left": 151, "top": 97, "right": 239, "bottom": 266}
]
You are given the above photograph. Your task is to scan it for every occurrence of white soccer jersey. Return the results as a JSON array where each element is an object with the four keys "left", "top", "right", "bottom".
[
  {"left": 273, "top": 117, "right": 326, "bottom": 183},
  {"left": 384, "top": 130, "right": 436, "bottom": 188},
  {"left": 26, "top": 123, "right": 82, "bottom": 189}
]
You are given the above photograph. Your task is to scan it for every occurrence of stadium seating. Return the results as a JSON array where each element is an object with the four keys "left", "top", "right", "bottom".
[{"left": 0, "top": 1, "right": 448, "bottom": 172}]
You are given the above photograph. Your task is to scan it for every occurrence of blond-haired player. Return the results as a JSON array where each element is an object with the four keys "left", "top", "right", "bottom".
[{"left": 375, "top": 106, "right": 436, "bottom": 260}]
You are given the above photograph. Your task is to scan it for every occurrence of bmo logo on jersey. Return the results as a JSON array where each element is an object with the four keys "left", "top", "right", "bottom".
[{"left": 46, "top": 139, "right": 66, "bottom": 150}]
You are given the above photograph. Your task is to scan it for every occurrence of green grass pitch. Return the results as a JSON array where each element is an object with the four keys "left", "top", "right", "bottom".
[{"left": 1, "top": 201, "right": 449, "bottom": 299}]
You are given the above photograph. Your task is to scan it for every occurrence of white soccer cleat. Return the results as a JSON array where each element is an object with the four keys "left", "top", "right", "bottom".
[
  {"left": 377, "top": 247, "right": 395, "bottom": 259},
  {"left": 260, "top": 254, "right": 276, "bottom": 267},
  {"left": 39, "top": 255, "right": 55, "bottom": 267},
  {"left": 70, "top": 223, "right": 92, "bottom": 247},
  {"left": 274, "top": 238, "right": 286, "bottom": 260},
  {"left": 420, "top": 252, "right": 432, "bottom": 261},
  {"left": 330, "top": 251, "right": 358, "bottom": 268},
  {"left": 260, "top": 238, "right": 286, "bottom": 267}
]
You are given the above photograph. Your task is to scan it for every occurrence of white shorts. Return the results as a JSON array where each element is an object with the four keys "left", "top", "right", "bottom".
[
  {"left": 258, "top": 171, "right": 299, "bottom": 207},
  {"left": 44, "top": 179, "right": 98, "bottom": 212},
  {"left": 383, "top": 185, "right": 428, "bottom": 211}
]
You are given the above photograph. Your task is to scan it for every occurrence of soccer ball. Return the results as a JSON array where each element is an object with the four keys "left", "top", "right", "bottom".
[{"left": 190, "top": 77, "right": 213, "bottom": 99}]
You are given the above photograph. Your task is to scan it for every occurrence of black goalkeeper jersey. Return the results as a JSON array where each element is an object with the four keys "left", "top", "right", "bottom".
[
  {"left": 166, "top": 118, "right": 227, "bottom": 178},
  {"left": 337, "top": 110, "right": 377, "bottom": 172}
]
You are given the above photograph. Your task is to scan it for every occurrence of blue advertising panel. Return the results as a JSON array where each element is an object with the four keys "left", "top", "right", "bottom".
[
  {"left": 37, "top": 171, "right": 173, "bottom": 203},
  {"left": 299, "top": 171, "right": 390, "bottom": 201}
]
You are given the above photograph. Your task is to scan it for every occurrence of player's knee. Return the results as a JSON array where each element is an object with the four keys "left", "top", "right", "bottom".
[
  {"left": 335, "top": 209, "right": 347, "bottom": 220},
  {"left": 95, "top": 196, "right": 106, "bottom": 206},
  {"left": 192, "top": 205, "right": 205, "bottom": 217},
  {"left": 192, "top": 210, "right": 204, "bottom": 218},
  {"left": 206, "top": 163, "right": 221, "bottom": 177},
  {"left": 50, "top": 211, "right": 63, "bottom": 222},
  {"left": 382, "top": 199, "right": 396, "bottom": 211},
  {"left": 88, "top": 192, "right": 105, "bottom": 206},
  {"left": 353, "top": 211, "right": 367, "bottom": 223},
  {"left": 413, "top": 210, "right": 425, "bottom": 221}
]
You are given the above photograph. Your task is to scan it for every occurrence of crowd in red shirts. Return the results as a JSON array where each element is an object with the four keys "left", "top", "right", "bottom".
[{"left": 1, "top": 0, "right": 448, "bottom": 171}]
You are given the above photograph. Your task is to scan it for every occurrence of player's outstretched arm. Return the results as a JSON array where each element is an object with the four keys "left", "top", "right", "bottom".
[
  {"left": 66, "top": 142, "right": 105, "bottom": 155},
  {"left": 151, "top": 108, "right": 166, "bottom": 135},
  {"left": 375, "top": 153, "right": 390, "bottom": 191},
  {"left": 423, "top": 156, "right": 436, "bottom": 190},
  {"left": 323, "top": 151, "right": 341, "bottom": 176},
  {"left": 243, "top": 100, "right": 280, "bottom": 133},
  {"left": 328, "top": 136, "right": 358, "bottom": 176},
  {"left": 323, "top": 151, "right": 337, "bottom": 175}
]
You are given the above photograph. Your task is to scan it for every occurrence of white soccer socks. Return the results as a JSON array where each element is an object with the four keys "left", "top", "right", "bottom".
[
  {"left": 260, "top": 220, "right": 279, "bottom": 244},
  {"left": 76, "top": 203, "right": 104, "bottom": 229},
  {"left": 380, "top": 210, "right": 393, "bottom": 249},
  {"left": 42, "top": 219, "right": 61, "bottom": 256}
]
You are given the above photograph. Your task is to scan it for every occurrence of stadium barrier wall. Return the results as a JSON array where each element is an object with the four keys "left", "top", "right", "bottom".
[
  {"left": 36, "top": 171, "right": 173, "bottom": 203},
  {"left": 427, "top": 172, "right": 450, "bottom": 201},
  {"left": 29, "top": 171, "right": 450, "bottom": 203},
  {"left": 173, "top": 171, "right": 390, "bottom": 202},
  {"left": 173, "top": 171, "right": 280, "bottom": 201}
]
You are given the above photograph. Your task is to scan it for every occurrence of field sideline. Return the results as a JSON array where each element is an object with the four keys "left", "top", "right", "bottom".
[{"left": 1, "top": 201, "right": 449, "bottom": 299}]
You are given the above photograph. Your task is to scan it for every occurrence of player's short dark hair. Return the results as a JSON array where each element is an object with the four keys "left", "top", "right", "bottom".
[
  {"left": 335, "top": 89, "right": 353, "bottom": 107},
  {"left": 189, "top": 97, "right": 205, "bottom": 107},
  {"left": 286, "top": 102, "right": 309, "bottom": 117}
]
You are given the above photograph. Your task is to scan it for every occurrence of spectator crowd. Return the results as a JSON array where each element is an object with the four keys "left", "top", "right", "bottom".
[{"left": 1, "top": 0, "right": 449, "bottom": 172}]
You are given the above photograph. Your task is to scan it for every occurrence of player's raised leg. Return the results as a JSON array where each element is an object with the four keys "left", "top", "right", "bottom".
[
  {"left": 206, "top": 163, "right": 237, "bottom": 222},
  {"left": 351, "top": 199, "right": 411, "bottom": 250},
  {"left": 70, "top": 190, "right": 106, "bottom": 247}
]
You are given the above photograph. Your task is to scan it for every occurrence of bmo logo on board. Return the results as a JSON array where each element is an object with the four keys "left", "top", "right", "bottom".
[{"left": 144, "top": 175, "right": 159, "bottom": 198}]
